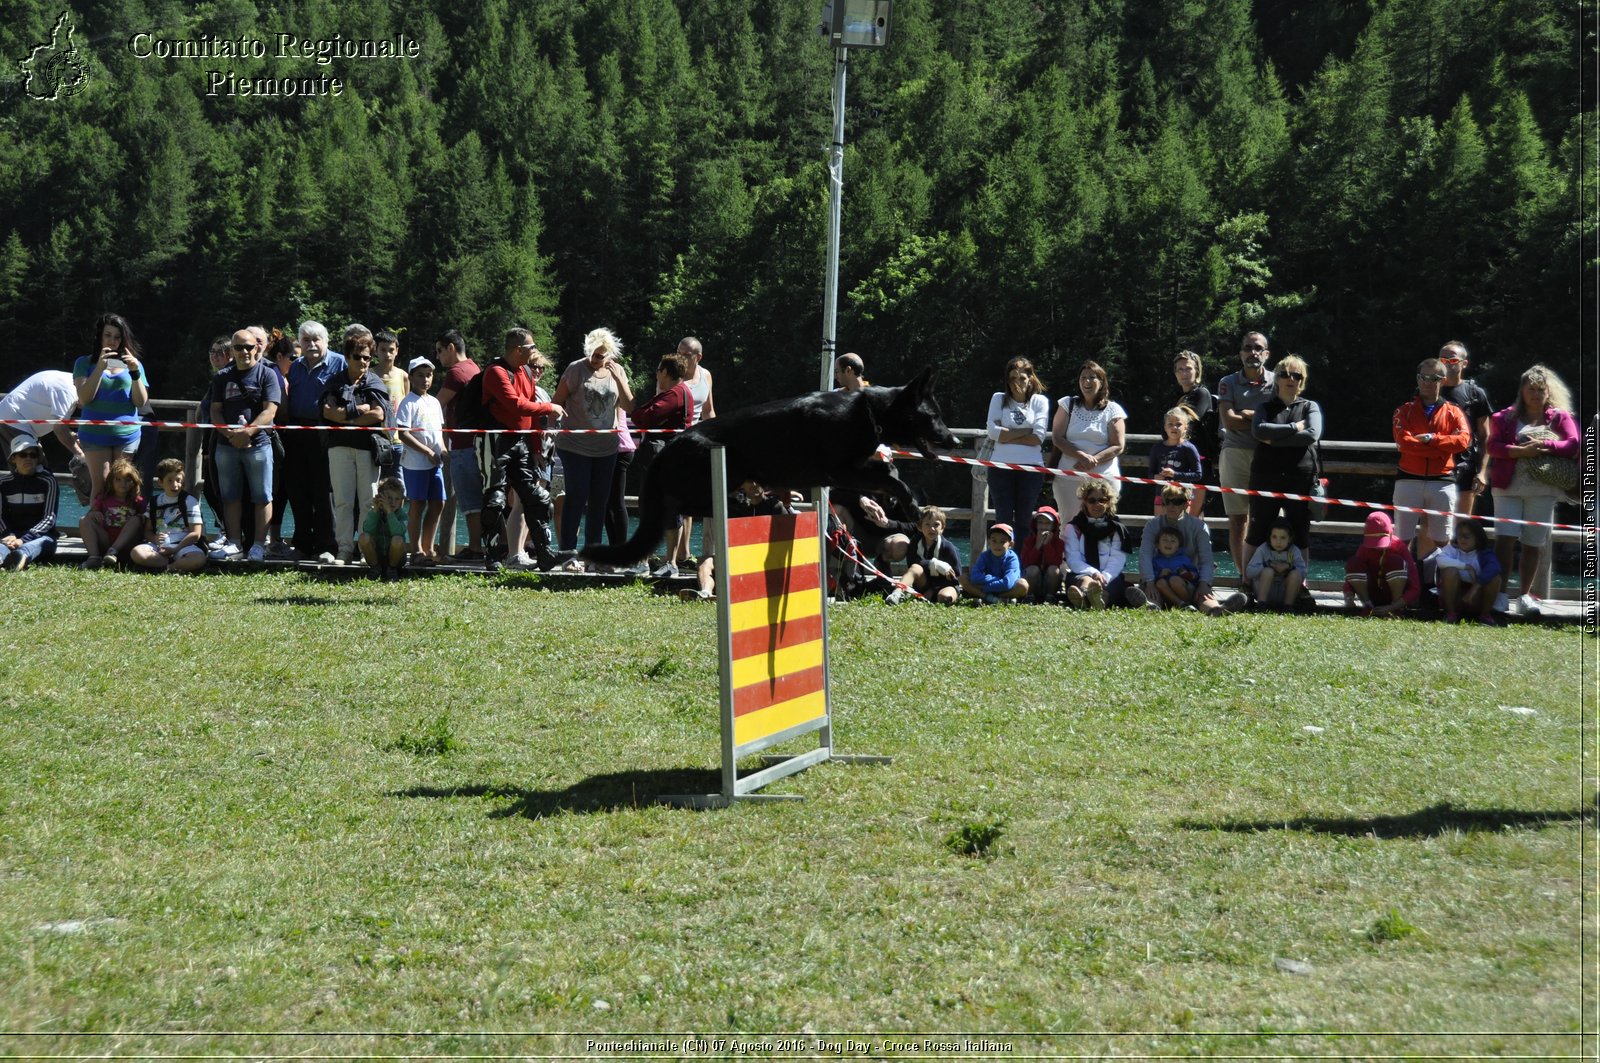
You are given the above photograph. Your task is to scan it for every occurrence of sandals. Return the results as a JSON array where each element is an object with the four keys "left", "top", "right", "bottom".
[{"left": 560, "top": 558, "right": 586, "bottom": 573}]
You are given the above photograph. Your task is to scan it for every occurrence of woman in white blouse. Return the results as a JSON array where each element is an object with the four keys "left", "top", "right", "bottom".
[
  {"left": 1050, "top": 360, "right": 1126, "bottom": 521},
  {"left": 983, "top": 357, "right": 1051, "bottom": 533}
]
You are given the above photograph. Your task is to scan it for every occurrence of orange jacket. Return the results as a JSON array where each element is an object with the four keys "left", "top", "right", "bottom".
[{"left": 1392, "top": 396, "right": 1471, "bottom": 477}]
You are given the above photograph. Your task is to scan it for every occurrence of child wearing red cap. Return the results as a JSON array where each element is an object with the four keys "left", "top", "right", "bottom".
[
  {"left": 1019, "top": 506, "right": 1065, "bottom": 602},
  {"left": 1343, "top": 511, "right": 1420, "bottom": 616}
]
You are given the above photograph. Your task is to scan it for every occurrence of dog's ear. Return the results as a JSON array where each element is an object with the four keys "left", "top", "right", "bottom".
[{"left": 906, "top": 366, "right": 936, "bottom": 395}]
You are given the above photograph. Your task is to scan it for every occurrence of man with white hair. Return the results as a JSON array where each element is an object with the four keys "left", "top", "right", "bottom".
[{"left": 282, "top": 321, "right": 346, "bottom": 562}]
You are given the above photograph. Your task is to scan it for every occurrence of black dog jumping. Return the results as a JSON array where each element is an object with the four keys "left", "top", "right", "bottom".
[{"left": 582, "top": 367, "right": 959, "bottom": 567}]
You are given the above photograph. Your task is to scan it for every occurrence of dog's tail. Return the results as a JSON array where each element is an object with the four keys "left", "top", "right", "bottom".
[{"left": 582, "top": 466, "right": 667, "bottom": 566}]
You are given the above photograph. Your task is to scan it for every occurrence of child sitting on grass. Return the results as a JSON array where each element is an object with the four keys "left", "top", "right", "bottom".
[
  {"left": 901, "top": 504, "right": 962, "bottom": 604},
  {"left": 960, "top": 522, "right": 1030, "bottom": 605},
  {"left": 1150, "top": 526, "right": 1200, "bottom": 608},
  {"left": 1434, "top": 518, "right": 1503, "bottom": 625},
  {"left": 1244, "top": 518, "right": 1306, "bottom": 610},
  {"left": 360, "top": 477, "right": 409, "bottom": 580},
  {"left": 80, "top": 458, "right": 146, "bottom": 569},
  {"left": 1019, "top": 506, "right": 1064, "bottom": 603},
  {"left": 129, "top": 458, "right": 207, "bottom": 573},
  {"left": 1343, "top": 510, "right": 1419, "bottom": 617}
]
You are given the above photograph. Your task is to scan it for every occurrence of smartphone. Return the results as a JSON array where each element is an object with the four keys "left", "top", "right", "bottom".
[{"left": 103, "top": 356, "right": 127, "bottom": 373}]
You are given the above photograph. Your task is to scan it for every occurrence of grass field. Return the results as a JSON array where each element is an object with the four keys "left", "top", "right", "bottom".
[{"left": 0, "top": 568, "right": 1590, "bottom": 1058}]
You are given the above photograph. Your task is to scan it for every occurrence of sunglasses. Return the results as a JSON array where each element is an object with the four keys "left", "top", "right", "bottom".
[
  {"left": 1418, "top": 373, "right": 1445, "bottom": 382},
  {"left": 231, "top": 342, "right": 254, "bottom": 351},
  {"left": 1083, "top": 496, "right": 1109, "bottom": 506},
  {"left": 1440, "top": 357, "right": 1462, "bottom": 364},
  {"left": 1276, "top": 371, "right": 1304, "bottom": 381},
  {"left": 1162, "top": 497, "right": 1187, "bottom": 506}
]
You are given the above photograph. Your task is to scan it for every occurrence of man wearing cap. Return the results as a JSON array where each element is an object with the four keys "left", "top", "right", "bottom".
[
  {"left": 1392, "top": 356, "right": 1471, "bottom": 561},
  {"left": 960, "top": 521, "right": 1030, "bottom": 604},
  {"left": 1216, "top": 331, "right": 1277, "bottom": 575},
  {"left": 0, "top": 435, "right": 59, "bottom": 571},
  {"left": 396, "top": 355, "right": 447, "bottom": 564},
  {"left": 1343, "top": 511, "right": 1420, "bottom": 616},
  {"left": 1438, "top": 341, "right": 1494, "bottom": 517}
]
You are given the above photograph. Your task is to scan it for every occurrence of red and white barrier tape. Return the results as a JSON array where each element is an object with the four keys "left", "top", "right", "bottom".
[
  {"left": 892, "top": 448, "right": 1594, "bottom": 535},
  {"left": 6, "top": 417, "right": 1585, "bottom": 534},
  {"left": 0, "top": 416, "right": 672, "bottom": 436}
]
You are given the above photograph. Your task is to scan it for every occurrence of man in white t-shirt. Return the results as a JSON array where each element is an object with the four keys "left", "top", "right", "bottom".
[{"left": 0, "top": 370, "right": 84, "bottom": 461}]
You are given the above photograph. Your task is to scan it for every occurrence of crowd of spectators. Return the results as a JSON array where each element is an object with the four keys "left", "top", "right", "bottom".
[{"left": 0, "top": 318, "right": 1584, "bottom": 622}]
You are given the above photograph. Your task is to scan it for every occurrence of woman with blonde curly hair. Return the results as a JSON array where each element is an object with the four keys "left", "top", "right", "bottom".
[
  {"left": 552, "top": 328, "right": 634, "bottom": 559},
  {"left": 1487, "top": 363, "right": 1579, "bottom": 616}
]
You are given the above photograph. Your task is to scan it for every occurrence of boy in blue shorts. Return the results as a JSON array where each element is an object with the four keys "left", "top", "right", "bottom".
[{"left": 396, "top": 356, "right": 447, "bottom": 565}]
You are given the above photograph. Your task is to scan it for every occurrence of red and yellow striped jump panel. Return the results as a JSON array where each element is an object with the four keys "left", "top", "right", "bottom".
[{"left": 724, "top": 512, "right": 827, "bottom": 747}]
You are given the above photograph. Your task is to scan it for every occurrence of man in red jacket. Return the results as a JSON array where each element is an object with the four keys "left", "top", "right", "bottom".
[
  {"left": 1392, "top": 357, "right": 1471, "bottom": 561},
  {"left": 481, "top": 327, "right": 566, "bottom": 571}
]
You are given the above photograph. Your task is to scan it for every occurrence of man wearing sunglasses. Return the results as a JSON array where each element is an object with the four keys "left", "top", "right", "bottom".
[
  {"left": 1392, "top": 357, "right": 1471, "bottom": 562},
  {"left": 206, "top": 329, "right": 282, "bottom": 562},
  {"left": 1438, "top": 341, "right": 1493, "bottom": 517},
  {"left": 1216, "top": 331, "right": 1276, "bottom": 576}
]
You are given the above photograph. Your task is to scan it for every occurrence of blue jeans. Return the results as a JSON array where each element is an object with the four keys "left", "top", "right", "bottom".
[
  {"left": 213, "top": 442, "right": 274, "bottom": 503},
  {"left": 556, "top": 449, "right": 617, "bottom": 551},
  {"left": 986, "top": 467, "right": 1045, "bottom": 533},
  {"left": 0, "top": 536, "right": 55, "bottom": 566}
]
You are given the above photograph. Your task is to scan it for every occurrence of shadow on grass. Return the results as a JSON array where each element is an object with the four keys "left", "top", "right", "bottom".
[
  {"left": 254, "top": 594, "right": 393, "bottom": 607},
  {"left": 1179, "top": 801, "right": 1594, "bottom": 839},
  {"left": 392, "top": 767, "right": 725, "bottom": 818}
]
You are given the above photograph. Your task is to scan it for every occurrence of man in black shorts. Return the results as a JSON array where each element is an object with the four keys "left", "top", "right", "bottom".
[{"left": 1439, "top": 341, "right": 1492, "bottom": 516}]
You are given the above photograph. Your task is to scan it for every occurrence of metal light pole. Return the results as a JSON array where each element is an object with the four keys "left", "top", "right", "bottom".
[
  {"left": 820, "top": 43, "right": 849, "bottom": 392},
  {"left": 818, "top": 1, "right": 892, "bottom": 392}
]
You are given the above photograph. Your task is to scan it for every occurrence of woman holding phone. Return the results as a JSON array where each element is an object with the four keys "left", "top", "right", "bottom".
[{"left": 73, "top": 312, "right": 149, "bottom": 500}]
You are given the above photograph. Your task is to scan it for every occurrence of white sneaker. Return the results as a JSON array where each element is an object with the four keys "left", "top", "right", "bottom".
[
  {"left": 1493, "top": 592, "right": 1510, "bottom": 613},
  {"left": 207, "top": 538, "right": 240, "bottom": 561},
  {"left": 509, "top": 552, "right": 536, "bottom": 569},
  {"left": 1518, "top": 593, "right": 1542, "bottom": 617},
  {"left": 246, "top": 543, "right": 266, "bottom": 562},
  {"left": 316, "top": 551, "right": 337, "bottom": 565},
  {"left": 206, "top": 533, "right": 230, "bottom": 551}
]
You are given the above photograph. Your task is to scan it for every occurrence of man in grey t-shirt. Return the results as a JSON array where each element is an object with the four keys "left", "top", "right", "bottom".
[{"left": 1215, "top": 331, "right": 1276, "bottom": 576}]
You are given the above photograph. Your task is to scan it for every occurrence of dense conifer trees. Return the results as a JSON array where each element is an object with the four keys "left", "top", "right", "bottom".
[{"left": 0, "top": 0, "right": 1586, "bottom": 438}]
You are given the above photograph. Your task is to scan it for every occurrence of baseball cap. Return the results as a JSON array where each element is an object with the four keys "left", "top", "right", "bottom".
[
  {"left": 1363, "top": 511, "right": 1396, "bottom": 549},
  {"left": 989, "top": 522, "right": 1014, "bottom": 542},
  {"left": 8, "top": 434, "right": 43, "bottom": 458},
  {"left": 407, "top": 356, "right": 435, "bottom": 373}
]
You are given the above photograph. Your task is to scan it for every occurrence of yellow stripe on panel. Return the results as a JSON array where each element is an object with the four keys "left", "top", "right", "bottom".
[
  {"left": 729, "top": 639, "right": 826, "bottom": 688},
  {"left": 726, "top": 537, "right": 822, "bottom": 579},
  {"left": 733, "top": 689, "right": 829, "bottom": 747},
  {"left": 728, "top": 588, "right": 823, "bottom": 633}
]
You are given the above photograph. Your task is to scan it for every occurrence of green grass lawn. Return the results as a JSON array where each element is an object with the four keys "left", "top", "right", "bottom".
[{"left": 0, "top": 569, "right": 1589, "bottom": 1057}]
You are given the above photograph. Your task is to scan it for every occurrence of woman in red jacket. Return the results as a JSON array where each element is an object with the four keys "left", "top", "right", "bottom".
[{"left": 1486, "top": 364, "right": 1579, "bottom": 616}]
